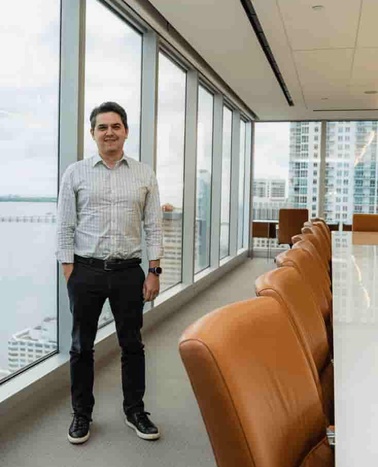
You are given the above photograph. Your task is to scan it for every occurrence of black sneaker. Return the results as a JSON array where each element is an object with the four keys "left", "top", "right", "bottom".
[
  {"left": 125, "top": 411, "right": 160, "bottom": 440},
  {"left": 68, "top": 414, "right": 91, "bottom": 444}
]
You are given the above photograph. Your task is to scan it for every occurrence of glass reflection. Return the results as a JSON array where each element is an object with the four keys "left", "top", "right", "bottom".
[
  {"left": 0, "top": 0, "right": 60, "bottom": 382},
  {"left": 195, "top": 86, "right": 213, "bottom": 273},
  {"left": 220, "top": 107, "right": 232, "bottom": 259},
  {"left": 156, "top": 53, "right": 186, "bottom": 292}
]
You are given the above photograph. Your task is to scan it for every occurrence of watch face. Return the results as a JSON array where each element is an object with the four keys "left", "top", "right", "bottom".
[{"left": 155, "top": 267, "right": 162, "bottom": 274}]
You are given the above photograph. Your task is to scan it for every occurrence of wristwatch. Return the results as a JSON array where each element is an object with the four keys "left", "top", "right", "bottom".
[{"left": 148, "top": 267, "right": 162, "bottom": 276}]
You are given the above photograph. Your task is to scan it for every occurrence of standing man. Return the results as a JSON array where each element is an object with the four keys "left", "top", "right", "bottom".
[{"left": 56, "top": 102, "right": 163, "bottom": 444}]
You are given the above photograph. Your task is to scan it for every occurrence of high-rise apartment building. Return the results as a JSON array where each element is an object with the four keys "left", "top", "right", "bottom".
[
  {"left": 252, "top": 178, "right": 289, "bottom": 250},
  {"left": 289, "top": 121, "right": 378, "bottom": 224},
  {"left": 288, "top": 122, "right": 321, "bottom": 219},
  {"left": 8, "top": 317, "right": 57, "bottom": 373},
  {"left": 253, "top": 178, "right": 286, "bottom": 200}
]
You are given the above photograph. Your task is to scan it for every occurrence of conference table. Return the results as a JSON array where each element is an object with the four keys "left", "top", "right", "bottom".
[{"left": 332, "top": 231, "right": 378, "bottom": 465}]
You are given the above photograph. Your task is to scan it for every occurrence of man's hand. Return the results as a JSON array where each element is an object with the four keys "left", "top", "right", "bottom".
[
  {"left": 143, "top": 273, "right": 160, "bottom": 302},
  {"left": 62, "top": 263, "right": 74, "bottom": 283}
]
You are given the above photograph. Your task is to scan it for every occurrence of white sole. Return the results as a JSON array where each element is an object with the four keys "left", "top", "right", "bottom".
[
  {"left": 125, "top": 418, "right": 160, "bottom": 440},
  {"left": 67, "top": 430, "right": 90, "bottom": 444}
]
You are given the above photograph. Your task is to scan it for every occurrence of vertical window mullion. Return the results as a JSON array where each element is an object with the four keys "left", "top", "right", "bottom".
[
  {"left": 182, "top": 70, "right": 198, "bottom": 285},
  {"left": 210, "top": 94, "right": 223, "bottom": 268},
  {"left": 229, "top": 111, "right": 241, "bottom": 257}
]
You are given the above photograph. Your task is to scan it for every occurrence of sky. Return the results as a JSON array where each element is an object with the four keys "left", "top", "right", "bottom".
[{"left": 254, "top": 122, "right": 291, "bottom": 183}]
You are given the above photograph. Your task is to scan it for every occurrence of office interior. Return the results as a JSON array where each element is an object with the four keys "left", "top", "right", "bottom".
[{"left": 1, "top": 0, "right": 377, "bottom": 465}]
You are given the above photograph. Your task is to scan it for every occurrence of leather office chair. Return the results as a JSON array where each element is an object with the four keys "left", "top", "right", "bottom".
[
  {"left": 255, "top": 267, "right": 334, "bottom": 425},
  {"left": 277, "top": 208, "right": 308, "bottom": 247},
  {"left": 292, "top": 239, "right": 331, "bottom": 283},
  {"left": 179, "top": 296, "right": 334, "bottom": 467},
  {"left": 252, "top": 221, "right": 276, "bottom": 259},
  {"left": 275, "top": 248, "right": 333, "bottom": 353},
  {"left": 302, "top": 224, "right": 331, "bottom": 262},
  {"left": 352, "top": 213, "right": 378, "bottom": 232},
  {"left": 292, "top": 232, "right": 330, "bottom": 274}
]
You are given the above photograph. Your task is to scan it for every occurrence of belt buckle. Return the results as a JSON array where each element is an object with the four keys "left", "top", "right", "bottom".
[{"left": 104, "top": 260, "right": 113, "bottom": 271}]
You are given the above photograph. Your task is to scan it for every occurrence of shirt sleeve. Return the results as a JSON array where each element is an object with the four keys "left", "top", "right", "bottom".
[
  {"left": 144, "top": 169, "right": 164, "bottom": 261},
  {"left": 56, "top": 165, "right": 77, "bottom": 263}
]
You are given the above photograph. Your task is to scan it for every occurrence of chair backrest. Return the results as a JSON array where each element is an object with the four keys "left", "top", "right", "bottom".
[
  {"left": 255, "top": 267, "right": 334, "bottom": 424},
  {"left": 313, "top": 220, "right": 331, "bottom": 245},
  {"left": 252, "top": 221, "right": 271, "bottom": 238},
  {"left": 179, "top": 296, "right": 333, "bottom": 467},
  {"left": 292, "top": 232, "right": 329, "bottom": 272},
  {"left": 352, "top": 213, "right": 378, "bottom": 232},
  {"left": 275, "top": 248, "right": 331, "bottom": 322},
  {"left": 301, "top": 225, "right": 331, "bottom": 261},
  {"left": 278, "top": 208, "right": 308, "bottom": 245},
  {"left": 275, "top": 248, "right": 333, "bottom": 356},
  {"left": 293, "top": 239, "right": 331, "bottom": 277}
]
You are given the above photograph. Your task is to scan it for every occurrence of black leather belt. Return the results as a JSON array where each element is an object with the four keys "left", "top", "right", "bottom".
[{"left": 74, "top": 255, "right": 141, "bottom": 271}]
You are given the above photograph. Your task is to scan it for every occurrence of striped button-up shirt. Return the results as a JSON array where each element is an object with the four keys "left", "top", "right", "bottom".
[{"left": 56, "top": 154, "right": 163, "bottom": 263}]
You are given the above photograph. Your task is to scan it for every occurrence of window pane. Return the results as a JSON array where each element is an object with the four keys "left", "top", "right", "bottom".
[
  {"left": 0, "top": 1, "right": 60, "bottom": 382},
  {"left": 325, "top": 121, "right": 378, "bottom": 225},
  {"left": 84, "top": 0, "right": 143, "bottom": 326},
  {"left": 253, "top": 122, "right": 321, "bottom": 253},
  {"left": 84, "top": 0, "right": 142, "bottom": 161},
  {"left": 156, "top": 53, "right": 186, "bottom": 292},
  {"left": 238, "top": 120, "right": 246, "bottom": 249},
  {"left": 220, "top": 107, "right": 232, "bottom": 259},
  {"left": 195, "top": 86, "right": 213, "bottom": 273}
]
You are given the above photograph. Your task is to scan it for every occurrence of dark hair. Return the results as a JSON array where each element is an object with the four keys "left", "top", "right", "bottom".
[{"left": 89, "top": 102, "right": 128, "bottom": 130}]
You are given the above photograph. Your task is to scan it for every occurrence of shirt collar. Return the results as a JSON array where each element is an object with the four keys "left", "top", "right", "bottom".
[{"left": 92, "top": 153, "right": 129, "bottom": 168}]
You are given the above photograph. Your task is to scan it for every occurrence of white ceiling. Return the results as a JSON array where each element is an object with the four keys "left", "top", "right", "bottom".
[{"left": 147, "top": 0, "right": 378, "bottom": 121}]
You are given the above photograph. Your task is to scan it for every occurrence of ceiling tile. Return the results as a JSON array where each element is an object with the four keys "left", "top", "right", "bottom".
[
  {"left": 357, "top": 0, "right": 378, "bottom": 47},
  {"left": 294, "top": 49, "right": 354, "bottom": 86},
  {"left": 350, "top": 48, "right": 378, "bottom": 87},
  {"left": 278, "top": 0, "right": 361, "bottom": 50}
]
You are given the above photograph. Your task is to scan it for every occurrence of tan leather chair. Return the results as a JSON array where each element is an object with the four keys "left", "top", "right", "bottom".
[
  {"left": 275, "top": 248, "right": 333, "bottom": 353},
  {"left": 179, "top": 296, "right": 334, "bottom": 467},
  {"left": 292, "top": 232, "right": 330, "bottom": 273},
  {"left": 293, "top": 239, "right": 331, "bottom": 282},
  {"left": 352, "top": 213, "right": 378, "bottom": 232},
  {"left": 302, "top": 224, "right": 331, "bottom": 263},
  {"left": 255, "top": 267, "right": 334, "bottom": 425},
  {"left": 277, "top": 208, "right": 308, "bottom": 247},
  {"left": 312, "top": 218, "right": 331, "bottom": 241}
]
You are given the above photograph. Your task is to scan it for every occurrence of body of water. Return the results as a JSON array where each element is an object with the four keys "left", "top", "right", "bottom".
[{"left": 0, "top": 202, "right": 57, "bottom": 370}]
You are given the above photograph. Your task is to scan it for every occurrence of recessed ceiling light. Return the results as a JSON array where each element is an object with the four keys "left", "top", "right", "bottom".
[
  {"left": 321, "top": 97, "right": 329, "bottom": 100},
  {"left": 364, "top": 90, "right": 378, "bottom": 95},
  {"left": 312, "top": 5, "right": 324, "bottom": 11}
]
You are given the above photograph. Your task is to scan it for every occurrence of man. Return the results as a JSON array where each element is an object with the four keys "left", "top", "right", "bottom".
[{"left": 56, "top": 101, "right": 163, "bottom": 444}]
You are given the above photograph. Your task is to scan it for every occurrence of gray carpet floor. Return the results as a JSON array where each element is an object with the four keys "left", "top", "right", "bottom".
[{"left": 0, "top": 257, "right": 274, "bottom": 467}]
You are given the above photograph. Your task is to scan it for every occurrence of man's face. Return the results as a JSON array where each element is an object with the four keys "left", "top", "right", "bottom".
[{"left": 91, "top": 111, "right": 128, "bottom": 156}]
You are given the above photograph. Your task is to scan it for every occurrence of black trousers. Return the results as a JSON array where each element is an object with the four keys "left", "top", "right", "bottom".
[{"left": 67, "top": 260, "right": 145, "bottom": 420}]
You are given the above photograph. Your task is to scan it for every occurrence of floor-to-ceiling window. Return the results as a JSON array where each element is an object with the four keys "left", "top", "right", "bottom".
[
  {"left": 0, "top": 0, "right": 60, "bottom": 382},
  {"left": 84, "top": 0, "right": 143, "bottom": 326},
  {"left": 195, "top": 85, "right": 214, "bottom": 273},
  {"left": 84, "top": 0, "right": 142, "bottom": 161},
  {"left": 253, "top": 122, "right": 321, "bottom": 252},
  {"left": 0, "top": 0, "right": 253, "bottom": 392},
  {"left": 156, "top": 53, "right": 186, "bottom": 292},
  {"left": 220, "top": 106, "right": 232, "bottom": 259},
  {"left": 325, "top": 121, "right": 378, "bottom": 225}
]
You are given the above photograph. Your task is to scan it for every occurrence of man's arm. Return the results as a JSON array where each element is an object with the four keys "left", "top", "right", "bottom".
[
  {"left": 143, "top": 170, "right": 163, "bottom": 301},
  {"left": 143, "top": 260, "right": 160, "bottom": 302},
  {"left": 56, "top": 166, "right": 77, "bottom": 281}
]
